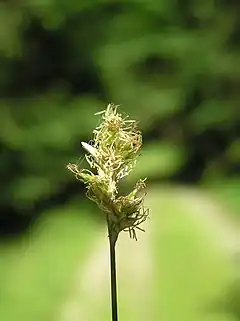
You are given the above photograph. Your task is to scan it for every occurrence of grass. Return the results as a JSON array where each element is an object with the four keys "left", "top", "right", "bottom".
[
  {"left": 91, "top": 186, "right": 236, "bottom": 321},
  {"left": 203, "top": 177, "right": 240, "bottom": 219},
  {"left": 149, "top": 187, "right": 234, "bottom": 321},
  {"left": 0, "top": 185, "right": 237, "bottom": 321},
  {"left": 0, "top": 202, "right": 100, "bottom": 321}
]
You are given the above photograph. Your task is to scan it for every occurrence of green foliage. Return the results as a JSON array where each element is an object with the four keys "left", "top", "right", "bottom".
[
  {"left": 0, "top": 0, "right": 239, "bottom": 214},
  {"left": 126, "top": 141, "right": 186, "bottom": 182}
]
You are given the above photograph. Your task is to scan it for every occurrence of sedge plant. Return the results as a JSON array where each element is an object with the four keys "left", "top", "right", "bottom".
[{"left": 67, "top": 103, "right": 149, "bottom": 321}]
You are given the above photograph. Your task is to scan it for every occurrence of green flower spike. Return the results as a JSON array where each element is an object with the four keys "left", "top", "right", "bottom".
[{"left": 67, "top": 103, "right": 149, "bottom": 242}]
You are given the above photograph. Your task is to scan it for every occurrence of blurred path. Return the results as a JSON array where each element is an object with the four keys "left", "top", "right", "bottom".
[
  {"left": 57, "top": 231, "right": 109, "bottom": 321},
  {"left": 56, "top": 187, "right": 239, "bottom": 321},
  {"left": 57, "top": 221, "right": 153, "bottom": 321},
  {"left": 176, "top": 188, "right": 240, "bottom": 256}
]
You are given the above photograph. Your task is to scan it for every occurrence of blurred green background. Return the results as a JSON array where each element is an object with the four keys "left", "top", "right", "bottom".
[{"left": 0, "top": 0, "right": 239, "bottom": 320}]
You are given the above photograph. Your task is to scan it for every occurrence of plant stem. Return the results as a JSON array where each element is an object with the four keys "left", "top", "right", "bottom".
[{"left": 107, "top": 219, "right": 118, "bottom": 321}]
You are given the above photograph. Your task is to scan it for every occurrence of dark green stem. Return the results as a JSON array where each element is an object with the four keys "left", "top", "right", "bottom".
[{"left": 107, "top": 218, "right": 119, "bottom": 321}]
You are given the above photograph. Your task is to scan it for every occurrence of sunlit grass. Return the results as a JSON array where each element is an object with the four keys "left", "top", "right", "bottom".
[
  {"left": 150, "top": 186, "right": 235, "bottom": 321},
  {"left": 203, "top": 178, "right": 240, "bottom": 219},
  {"left": 0, "top": 202, "right": 100, "bottom": 321},
  {"left": 91, "top": 186, "right": 235, "bottom": 321},
  {"left": 0, "top": 186, "right": 236, "bottom": 321}
]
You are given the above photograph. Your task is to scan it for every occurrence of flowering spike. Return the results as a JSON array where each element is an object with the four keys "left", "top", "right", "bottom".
[{"left": 67, "top": 103, "right": 149, "bottom": 240}]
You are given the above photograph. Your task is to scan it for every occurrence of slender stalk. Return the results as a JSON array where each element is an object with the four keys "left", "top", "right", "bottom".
[{"left": 107, "top": 219, "right": 118, "bottom": 321}]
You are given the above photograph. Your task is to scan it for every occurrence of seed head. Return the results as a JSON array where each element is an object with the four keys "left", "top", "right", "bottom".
[{"left": 67, "top": 103, "right": 149, "bottom": 240}]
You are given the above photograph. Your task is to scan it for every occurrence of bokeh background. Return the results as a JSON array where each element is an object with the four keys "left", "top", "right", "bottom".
[{"left": 0, "top": 1, "right": 239, "bottom": 321}]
